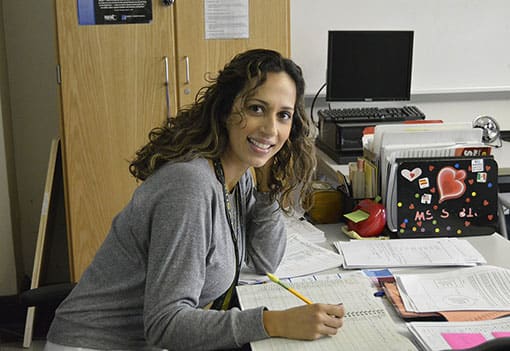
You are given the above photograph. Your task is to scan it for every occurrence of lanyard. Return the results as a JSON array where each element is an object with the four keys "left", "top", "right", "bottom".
[{"left": 210, "top": 158, "right": 241, "bottom": 310}]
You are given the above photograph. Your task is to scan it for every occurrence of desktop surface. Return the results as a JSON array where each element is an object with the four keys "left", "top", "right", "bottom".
[{"left": 240, "top": 221, "right": 510, "bottom": 350}]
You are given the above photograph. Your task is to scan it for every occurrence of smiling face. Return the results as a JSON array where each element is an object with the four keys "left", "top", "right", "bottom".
[{"left": 221, "top": 72, "right": 296, "bottom": 182}]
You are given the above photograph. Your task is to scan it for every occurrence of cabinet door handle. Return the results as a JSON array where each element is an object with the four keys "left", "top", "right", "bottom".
[
  {"left": 162, "top": 0, "right": 174, "bottom": 5},
  {"left": 163, "top": 56, "right": 172, "bottom": 121},
  {"left": 184, "top": 56, "right": 190, "bottom": 84}
]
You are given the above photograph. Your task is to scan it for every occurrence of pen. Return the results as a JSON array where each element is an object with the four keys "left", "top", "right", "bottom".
[{"left": 266, "top": 273, "right": 313, "bottom": 304}]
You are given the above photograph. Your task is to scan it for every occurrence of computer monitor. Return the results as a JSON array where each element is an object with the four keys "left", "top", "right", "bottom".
[{"left": 326, "top": 30, "right": 414, "bottom": 102}]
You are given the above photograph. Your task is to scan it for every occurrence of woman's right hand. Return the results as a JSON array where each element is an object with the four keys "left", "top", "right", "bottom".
[{"left": 263, "top": 303, "right": 345, "bottom": 340}]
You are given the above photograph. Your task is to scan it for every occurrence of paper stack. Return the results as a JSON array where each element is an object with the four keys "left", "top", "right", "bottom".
[
  {"left": 407, "top": 318, "right": 510, "bottom": 351},
  {"left": 283, "top": 214, "right": 326, "bottom": 243},
  {"left": 334, "top": 237, "right": 486, "bottom": 269},
  {"left": 239, "top": 232, "right": 343, "bottom": 284},
  {"left": 395, "top": 265, "right": 510, "bottom": 313}
]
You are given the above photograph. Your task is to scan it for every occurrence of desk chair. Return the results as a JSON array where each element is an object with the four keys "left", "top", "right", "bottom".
[
  {"left": 498, "top": 193, "right": 510, "bottom": 239},
  {"left": 20, "top": 282, "right": 75, "bottom": 347}
]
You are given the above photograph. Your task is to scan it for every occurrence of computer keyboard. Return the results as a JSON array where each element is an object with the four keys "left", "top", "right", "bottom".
[{"left": 318, "top": 105, "right": 425, "bottom": 123}]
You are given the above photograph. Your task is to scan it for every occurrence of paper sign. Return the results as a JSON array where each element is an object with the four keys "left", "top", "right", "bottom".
[
  {"left": 204, "top": 0, "right": 249, "bottom": 39},
  {"left": 77, "top": 0, "right": 152, "bottom": 25}
]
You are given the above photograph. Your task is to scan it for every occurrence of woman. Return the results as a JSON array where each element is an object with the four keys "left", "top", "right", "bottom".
[{"left": 45, "top": 49, "right": 344, "bottom": 350}]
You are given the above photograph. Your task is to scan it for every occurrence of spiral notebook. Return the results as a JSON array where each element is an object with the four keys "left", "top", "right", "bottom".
[
  {"left": 237, "top": 274, "right": 418, "bottom": 350},
  {"left": 387, "top": 155, "right": 498, "bottom": 237}
]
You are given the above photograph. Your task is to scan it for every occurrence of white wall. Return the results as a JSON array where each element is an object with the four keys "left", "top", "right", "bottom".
[
  {"left": 0, "top": 2, "right": 19, "bottom": 295},
  {"left": 308, "top": 92, "right": 510, "bottom": 130},
  {"left": 291, "top": 0, "right": 510, "bottom": 95},
  {"left": 1, "top": 1, "right": 59, "bottom": 294},
  {"left": 0, "top": 105, "right": 18, "bottom": 296},
  {"left": 291, "top": 1, "right": 510, "bottom": 130},
  {"left": 411, "top": 94, "right": 510, "bottom": 130}
]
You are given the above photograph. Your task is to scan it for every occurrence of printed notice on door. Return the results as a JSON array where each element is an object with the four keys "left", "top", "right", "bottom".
[
  {"left": 77, "top": 0, "right": 152, "bottom": 25},
  {"left": 205, "top": 0, "right": 249, "bottom": 39}
]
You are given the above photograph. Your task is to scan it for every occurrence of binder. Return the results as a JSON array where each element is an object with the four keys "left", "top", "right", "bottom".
[{"left": 388, "top": 156, "right": 498, "bottom": 237}]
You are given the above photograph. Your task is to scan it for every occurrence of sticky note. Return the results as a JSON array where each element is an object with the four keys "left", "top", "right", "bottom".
[
  {"left": 441, "top": 333, "right": 486, "bottom": 350},
  {"left": 343, "top": 209, "right": 370, "bottom": 223},
  {"left": 492, "top": 332, "right": 510, "bottom": 338}
]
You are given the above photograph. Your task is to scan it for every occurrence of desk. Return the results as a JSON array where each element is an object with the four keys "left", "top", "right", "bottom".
[
  {"left": 317, "top": 223, "right": 510, "bottom": 348},
  {"left": 242, "top": 224, "right": 510, "bottom": 350}
]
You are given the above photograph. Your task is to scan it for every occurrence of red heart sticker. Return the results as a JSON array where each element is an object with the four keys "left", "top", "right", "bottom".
[{"left": 437, "top": 167, "right": 467, "bottom": 204}]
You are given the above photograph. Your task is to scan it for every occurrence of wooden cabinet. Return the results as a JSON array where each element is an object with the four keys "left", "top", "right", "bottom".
[
  {"left": 54, "top": 0, "right": 290, "bottom": 281},
  {"left": 174, "top": 0, "right": 290, "bottom": 106}
]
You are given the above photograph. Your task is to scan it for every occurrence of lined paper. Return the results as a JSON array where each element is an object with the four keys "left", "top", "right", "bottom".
[{"left": 237, "top": 275, "right": 418, "bottom": 351}]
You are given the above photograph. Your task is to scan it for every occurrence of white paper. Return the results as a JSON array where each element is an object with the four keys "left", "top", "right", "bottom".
[
  {"left": 334, "top": 237, "right": 486, "bottom": 269},
  {"left": 204, "top": 0, "right": 249, "bottom": 39},
  {"left": 396, "top": 265, "right": 510, "bottom": 312},
  {"left": 283, "top": 214, "right": 325, "bottom": 243},
  {"left": 240, "top": 232, "right": 343, "bottom": 284}
]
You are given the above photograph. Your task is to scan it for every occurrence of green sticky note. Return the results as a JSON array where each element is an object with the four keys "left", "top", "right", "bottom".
[{"left": 344, "top": 209, "right": 370, "bottom": 223}]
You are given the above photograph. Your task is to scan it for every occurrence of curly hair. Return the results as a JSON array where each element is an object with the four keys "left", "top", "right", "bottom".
[{"left": 129, "top": 49, "right": 317, "bottom": 212}]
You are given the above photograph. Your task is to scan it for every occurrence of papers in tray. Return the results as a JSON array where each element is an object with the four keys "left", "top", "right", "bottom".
[
  {"left": 334, "top": 237, "right": 486, "bottom": 269},
  {"left": 368, "top": 122, "right": 484, "bottom": 207},
  {"left": 395, "top": 265, "right": 510, "bottom": 313},
  {"left": 407, "top": 318, "right": 510, "bottom": 351}
]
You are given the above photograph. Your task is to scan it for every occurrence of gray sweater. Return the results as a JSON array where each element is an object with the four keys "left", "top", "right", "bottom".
[{"left": 47, "top": 158, "right": 286, "bottom": 350}]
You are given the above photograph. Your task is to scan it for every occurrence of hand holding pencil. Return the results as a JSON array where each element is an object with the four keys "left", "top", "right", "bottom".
[{"left": 263, "top": 273, "right": 345, "bottom": 341}]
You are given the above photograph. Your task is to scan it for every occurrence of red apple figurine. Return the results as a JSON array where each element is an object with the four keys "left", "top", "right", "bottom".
[{"left": 346, "top": 197, "right": 386, "bottom": 237}]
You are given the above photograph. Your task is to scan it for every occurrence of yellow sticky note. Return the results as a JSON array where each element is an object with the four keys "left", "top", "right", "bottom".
[{"left": 344, "top": 209, "right": 370, "bottom": 223}]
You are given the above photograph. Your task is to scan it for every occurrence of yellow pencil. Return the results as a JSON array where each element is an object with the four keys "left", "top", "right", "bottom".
[{"left": 266, "top": 273, "right": 313, "bottom": 304}]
